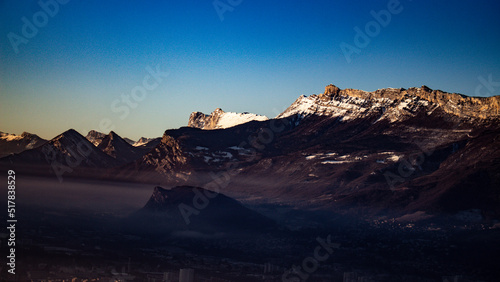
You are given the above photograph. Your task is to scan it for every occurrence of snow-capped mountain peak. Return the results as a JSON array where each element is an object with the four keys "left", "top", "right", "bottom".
[
  {"left": 188, "top": 108, "right": 269, "bottom": 130},
  {"left": 133, "top": 137, "right": 154, "bottom": 147},
  {"left": 277, "top": 84, "right": 500, "bottom": 122}
]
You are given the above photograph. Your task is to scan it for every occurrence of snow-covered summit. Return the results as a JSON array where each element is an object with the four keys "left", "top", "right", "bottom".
[
  {"left": 188, "top": 108, "right": 269, "bottom": 130},
  {"left": 133, "top": 137, "right": 155, "bottom": 147},
  {"left": 277, "top": 84, "right": 500, "bottom": 122}
]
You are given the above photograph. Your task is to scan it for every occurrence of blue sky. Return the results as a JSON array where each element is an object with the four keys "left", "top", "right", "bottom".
[{"left": 1, "top": 0, "right": 500, "bottom": 140}]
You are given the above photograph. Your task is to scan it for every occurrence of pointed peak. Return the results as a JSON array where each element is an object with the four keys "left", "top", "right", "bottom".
[
  {"left": 60, "top": 129, "right": 82, "bottom": 138},
  {"left": 20, "top": 131, "right": 34, "bottom": 138},
  {"left": 421, "top": 85, "right": 433, "bottom": 92},
  {"left": 51, "top": 129, "right": 87, "bottom": 145},
  {"left": 65, "top": 128, "right": 78, "bottom": 134}
]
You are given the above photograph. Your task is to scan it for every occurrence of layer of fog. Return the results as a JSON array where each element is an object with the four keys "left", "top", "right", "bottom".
[{"left": 16, "top": 176, "right": 155, "bottom": 216}]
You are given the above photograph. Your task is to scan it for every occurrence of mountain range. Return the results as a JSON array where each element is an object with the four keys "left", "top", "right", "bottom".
[
  {"left": 2, "top": 84, "right": 499, "bottom": 220},
  {"left": 95, "top": 131, "right": 156, "bottom": 164},
  {"left": 0, "top": 131, "right": 47, "bottom": 158}
]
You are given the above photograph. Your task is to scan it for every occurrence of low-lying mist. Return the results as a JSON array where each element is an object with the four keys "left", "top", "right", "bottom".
[{"left": 15, "top": 176, "right": 155, "bottom": 216}]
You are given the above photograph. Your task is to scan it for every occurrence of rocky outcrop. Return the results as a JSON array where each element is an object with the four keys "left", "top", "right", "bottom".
[
  {"left": 188, "top": 108, "right": 225, "bottom": 129},
  {"left": 85, "top": 130, "right": 107, "bottom": 146},
  {"left": 138, "top": 133, "right": 188, "bottom": 175}
]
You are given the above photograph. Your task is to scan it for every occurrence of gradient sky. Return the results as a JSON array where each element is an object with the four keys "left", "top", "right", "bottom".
[{"left": 1, "top": 0, "right": 500, "bottom": 140}]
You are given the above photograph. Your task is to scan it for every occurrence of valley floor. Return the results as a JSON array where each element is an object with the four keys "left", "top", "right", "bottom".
[{"left": 1, "top": 177, "right": 499, "bottom": 281}]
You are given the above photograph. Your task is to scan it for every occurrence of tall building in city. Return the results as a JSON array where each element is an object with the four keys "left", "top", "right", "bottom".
[
  {"left": 179, "top": 268, "right": 194, "bottom": 282},
  {"left": 162, "top": 271, "right": 173, "bottom": 282}
]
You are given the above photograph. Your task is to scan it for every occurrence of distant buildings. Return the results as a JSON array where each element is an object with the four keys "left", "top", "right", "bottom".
[
  {"left": 442, "top": 275, "right": 464, "bottom": 282},
  {"left": 344, "top": 272, "right": 358, "bottom": 282},
  {"left": 179, "top": 268, "right": 194, "bottom": 282},
  {"left": 162, "top": 271, "right": 174, "bottom": 282}
]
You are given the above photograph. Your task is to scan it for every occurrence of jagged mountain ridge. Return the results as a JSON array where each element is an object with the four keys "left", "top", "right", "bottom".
[
  {"left": 96, "top": 131, "right": 146, "bottom": 164},
  {"left": 114, "top": 84, "right": 500, "bottom": 218},
  {"left": 133, "top": 137, "right": 155, "bottom": 147},
  {"left": 2, "top": 84, "right": 499, "bottom": 218},
  {"left": 86, "top": 130, "right": 136, "bottom": 146},
  {"left": 188, "top": 108, "right": 269, "bottom": 130},
  {"left": 0, "top": 129, "right": 120, "bottom": 177},
  {"left": 0, "top": 131, "right": 47, "bottom": 158},
  {"left": 278, "top": 84, "right": 500, "bottom": 122}
]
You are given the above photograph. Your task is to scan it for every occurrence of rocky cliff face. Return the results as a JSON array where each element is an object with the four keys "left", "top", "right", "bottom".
[
  {"left": 85, "top": 130, "right": 107, "bottom": 146},
  {"left": 279, "top": 84, "right": 500, "bottom": 122},
  {"left": 188, "top": 108, "right": 269, "bottom": 130},
  {"left": 137, "top": 133, "right": 188, "bottom": 177}
]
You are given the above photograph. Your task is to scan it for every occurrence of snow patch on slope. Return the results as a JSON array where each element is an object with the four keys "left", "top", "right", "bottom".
[
  {"left": 188, "top": 108, "right": 269, "bottom": 130},
  {"left": 216, "top": 112, "right": 269, "bottom": 129},
  {"left": 133, "top": 137, "right": 154, "bottom": 147}
]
